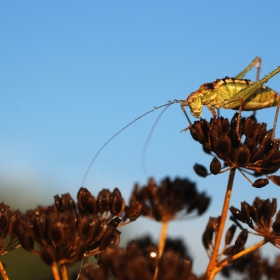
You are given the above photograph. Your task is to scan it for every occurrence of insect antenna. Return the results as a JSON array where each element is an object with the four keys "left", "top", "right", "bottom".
[
  {"left": 141, "top": 104, "right": 171, "bottom": 174},
  {"left": 81, "top": 100, "right": 182, "bottom": 187}
]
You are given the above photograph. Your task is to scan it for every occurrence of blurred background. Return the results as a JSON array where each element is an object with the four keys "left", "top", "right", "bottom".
[{"left": 1, "top": 1, "right": 280, "bottom": 279}]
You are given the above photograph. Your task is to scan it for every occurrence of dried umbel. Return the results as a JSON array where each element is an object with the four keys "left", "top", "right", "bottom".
[
  {"left": 229, "top": 197, "right": 280, "bottom": 249},
  {"left": 219, "top": 249, "right": 280, "bottom": 280},
  {"left": 0, "top": 203, "right": 21, "bottom": 255},
  {"left": 79, "top": 237, "right": 197, "bottom": 280},
  {"left": 129, "top": 177, "right": 211, "bottom": 222},
  {"left": 16, "top": 187, "right": 136, "bottom": 268},
  {"left": 190, "top": 113, "right": 280, "bottom": 187}
]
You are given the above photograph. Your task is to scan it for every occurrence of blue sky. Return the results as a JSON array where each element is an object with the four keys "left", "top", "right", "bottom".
[{"left": 1, "top": 1, "right": 280, "bottom": 276}]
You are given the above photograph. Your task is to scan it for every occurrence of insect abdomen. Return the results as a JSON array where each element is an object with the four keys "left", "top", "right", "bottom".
[
  {"left": 213, "top": 78, "right": 279, "bottom": 110},
  {"left": 242, "top": 86, "right": 279, "bottom": 110}
]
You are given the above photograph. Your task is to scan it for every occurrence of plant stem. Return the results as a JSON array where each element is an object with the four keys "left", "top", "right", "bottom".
[
  {"left": 215, "top": 239, "right": 267, "bottom": 272},
  {"left": 0, "top": 260, "right": 9, "bottom": 280},
  {"left": 158, "top": 221, "right": 168, "bottom": 258},
  {"left": 154, "top": 221, "right": 168, "bottom": 280},
  {"left": 206, "top": 168, "right": 236, "bottom": 280},
  {"left": 61, "top": 265, "right": 68, "bottom": 280},
  {"left": 51, "top": 264, "right": 61, "bottom": 280}
]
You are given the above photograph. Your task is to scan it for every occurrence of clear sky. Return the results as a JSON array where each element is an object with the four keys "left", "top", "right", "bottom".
[{"left": 1, "top": 1, "right": 280, "bottom": 277}]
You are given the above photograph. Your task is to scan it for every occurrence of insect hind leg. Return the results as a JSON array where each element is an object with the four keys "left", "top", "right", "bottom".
[
  {"left": 234, "top": 57, "right": 262, "bottom": 81},
  {"left": 272, "top": 95, "right": 280, "bottom": 140}
]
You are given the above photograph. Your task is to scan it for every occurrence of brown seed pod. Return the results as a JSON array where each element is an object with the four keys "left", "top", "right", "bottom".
[
  {"left": 235, "top": 146, "right": 250, "bottom": 166},
  {"left": 223, "top": 245, "right": 235, "bottom": 256},
  {"left": 221, "top": 117, "right": 230, "bottom": 135},
  {"left": 0, "top": 203, "right": 10, "bottom": 234},
  {"left": 202, "top": 217, "right": 215, "bottom": 250},
  {"left": 249, "top": 204, "right": 259, "bottom": 224},
  {"left": 8, "top": 210, "right": 22, "bottom": 238},
  {"left": 233, "top": 229, "right": 248, "bottom": 253},
  {"left": 97, "top": 189, "right": 112, "bottom": 214},
  {"left": 40, "top": 245, "right": 57, "bottom": 266},
  {"left": 17, "top": 221, "right": 35, "bottom": 252},
  {"left": 271, "top": 198, "right": 277, "bottom": 217},
  {"left": 250, "top": 145, "right": 265, "bottom": 163},
  {"left": 241, "top": 201, "right": 251, "bottom": 222},
  {"left": 252, "top": 178, "right": 269, "bottom": 188},
  {"left": 261, "top": 199, "right": 273, "bottom": 226},
  {"left": 243, "top": 115, "right": 257, "bottom": 137},
  {"left": 269, "top": 175, "right": 280, "bottom": 186},
  {"left": 190, "top": 120, "right": 207, "bottom": 144},
  {"left": 77, "top": 187, "right": 98, "bottom": 215},
  {"left": 229, "top": 206, "right": 246, "bottom": 223},
  {"left": 193, "top": 163, "right": 208, "bottom": 178},
  {"left": 272, "top": 219, "right": 280, "bottom": 233},
  {"left": 54, "top": 193, "right": 76, "bottom": 213},
  {"left": 225, "top": 224, "right": 236, "bottom": 245},
  {"left": 99, "top": 218, "right": 121, "bottom": 250},
  {"left": 212, "top": 216, "right": 221, "bottom": 232},
  {"left": 217, "top": 135, "right": 232, "bottom": 155},
  {"left": 110, "top": 188, "right": 125, "bottom": 216},
  {"left": 197, "top": 193, "right": 211, "bottom": 216},
  {"left": 210, "top": 157, "right": 221, "bottom": 175},
  {"left": 124, "top": 201, "right": 142, "bottom": 221}
]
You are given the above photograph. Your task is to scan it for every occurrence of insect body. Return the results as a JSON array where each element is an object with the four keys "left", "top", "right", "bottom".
[
  {"left": 181, "top": 58, "right": 280, "bottom": 120},
  {"left": 81, "top": 58, "right": 280, "bottom": 187}
]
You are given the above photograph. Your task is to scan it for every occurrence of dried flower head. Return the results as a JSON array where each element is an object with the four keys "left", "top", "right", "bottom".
[
  {"left": 190, "top": 113, "right": 280, "bottom": 187},
  {"left": 0, "top": 203, "right": 21, "bottom": 255},
  {"left": 79, "top": 236, "right": 197, "bottom": 280},
  {"left": 16, "top": 187, "right": 133, "bottom": 267},
  {"left": 230, "top": 197, "right": 280, "bottom": 249},
  {"left": 129, "top": 177, "right": 210, "bottom": 222}
]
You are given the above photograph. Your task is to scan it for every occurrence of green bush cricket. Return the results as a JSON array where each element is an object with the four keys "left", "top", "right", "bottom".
[
  {"left": 81, "top": 58, "right": 280, "bottom": 187},
  {"left": 181, "top": 57, "right": 280, "bottom": 139}
]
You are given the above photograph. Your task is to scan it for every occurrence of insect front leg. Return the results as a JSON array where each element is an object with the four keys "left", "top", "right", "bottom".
[{"left": 180, "top": 101, "right": 193, "bottom": 131}]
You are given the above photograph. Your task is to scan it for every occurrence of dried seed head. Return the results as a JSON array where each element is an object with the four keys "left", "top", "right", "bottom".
[
  {"left": 128, "top": 177, "right": 210, "bottom": 222},
  {"left": 188, "top": 114, "right": 280, "bottom": 187}
]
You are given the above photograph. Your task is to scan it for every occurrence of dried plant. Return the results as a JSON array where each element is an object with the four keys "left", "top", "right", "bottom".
[{"left": 1, "top": 111, "right": 280, "bottom": 280}]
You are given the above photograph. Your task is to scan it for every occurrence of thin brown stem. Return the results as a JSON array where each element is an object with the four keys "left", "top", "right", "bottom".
[
  {"left": 61, "top": 264, "right": 68, "bottom": 280},
  {"left": 216, "top": 239, "right": 267, "bottom": 272},
  {"left": 206, "top": 168, "right": 236, "bottom": 280},
  {"left": 154, "top": 221, "right": 169, "bottom": 280},
  {"left": 0, "top": 260, "right": 8, "bottom": 280},
  {"left": 51, "top": 264, "right": 61, "bottom": 280}
]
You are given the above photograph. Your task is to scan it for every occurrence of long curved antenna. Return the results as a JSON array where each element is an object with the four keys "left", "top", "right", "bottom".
[
  {"left": 141, "top": 104, "right": 171, "bottom": 174},
  {"left": 81, "top": 99, "right": 182, "bottom": 187}
]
